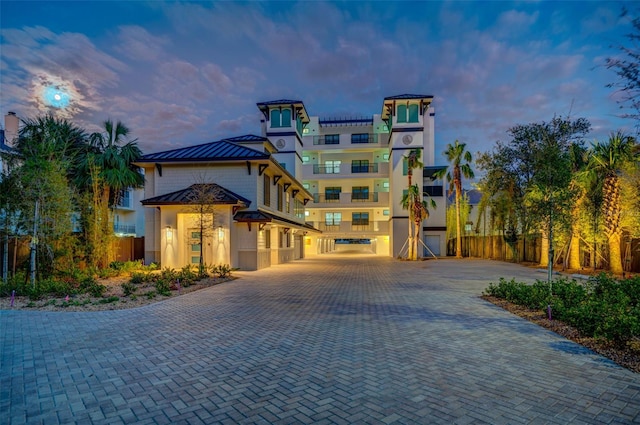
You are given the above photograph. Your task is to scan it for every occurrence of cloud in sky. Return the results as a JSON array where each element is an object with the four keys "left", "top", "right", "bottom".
[{"left": 0, "top": 1, "right": 634, "bottom": 156}]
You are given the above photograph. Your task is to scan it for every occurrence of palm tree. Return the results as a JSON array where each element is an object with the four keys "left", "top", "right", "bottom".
[
  {"left": 402, "top": 149, "right": 423, "bottom": 260},
  {"left": 434, "top": 140, "right": 475, "bottom": 258},
  {"left": 81, "top": 120, "right": 144, "bottom": 267},
  {"left": 88, "top": 119, "right": 145, "bottom": 209},
  {"left": 401, "top": 184, "right": 436, "bottom": 260},
  {"left": 567, "top": 143, "right": 589, "bottom": 270},
  {"left": 588, "top": 131, "right": 638, "bottom": 274}
]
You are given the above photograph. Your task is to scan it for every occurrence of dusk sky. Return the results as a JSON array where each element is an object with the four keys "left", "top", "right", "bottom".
[{"left": 0, "top": 1, "right": 635, "bottom": 157}]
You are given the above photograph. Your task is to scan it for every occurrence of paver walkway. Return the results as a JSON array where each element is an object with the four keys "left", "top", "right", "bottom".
[{"left": 1, "top": 256, "right": 639, "bottom": 424}]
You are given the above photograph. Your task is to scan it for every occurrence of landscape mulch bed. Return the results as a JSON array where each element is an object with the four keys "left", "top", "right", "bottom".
[
  {"left": 483, "top": 295, "right": 640, "bottom": 374},
  {"left": 0, "top": 276, "right": 235, "bottom": 312}
]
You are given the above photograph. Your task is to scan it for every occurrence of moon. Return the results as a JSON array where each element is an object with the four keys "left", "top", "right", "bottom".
[{"left": 43, "top": 86, "right": 70, "bottom": 108}]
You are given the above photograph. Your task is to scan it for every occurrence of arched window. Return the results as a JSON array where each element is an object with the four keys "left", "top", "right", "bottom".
[
  {"left": 397, "top": 104, "right": 407, "bottom": 123},
  {"left": 280, "top": 108, "right": 291, "bottom": 127},
  {"left": 408, "top": 104, "right": 419, "bottom": 123},
  {"left": 270, "top": 109, "right": 282, "bottom": 128}
]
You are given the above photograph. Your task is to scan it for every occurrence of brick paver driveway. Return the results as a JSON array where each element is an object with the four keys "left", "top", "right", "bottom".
[{"left": 2, "top": 256, "right": 639, "bottom": 424}]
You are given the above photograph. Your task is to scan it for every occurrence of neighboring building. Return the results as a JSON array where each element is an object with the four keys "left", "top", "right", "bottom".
[
  {"left": 446, "top": 188, "right": 484, "bottom": 234},
  {"left": 137, "top": 93, "right": 447, "bottom": 270},
  {"left": 113, "top": 186, "right": 146, "bottom": 237},
  {"left": 1, "top": 112, "right": 19, "bottom": 176},
  {"left": 301, "top": 94, "right": 447, "bottom": 257}
]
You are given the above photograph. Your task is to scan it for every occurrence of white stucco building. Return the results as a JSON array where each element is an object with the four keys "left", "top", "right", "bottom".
[{"left": 137, "top": 94, "right": 447, "bottom": 270}]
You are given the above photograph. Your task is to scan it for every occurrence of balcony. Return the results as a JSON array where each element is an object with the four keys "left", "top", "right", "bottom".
[
  {"left": 305, "top": 162, "right": 389, "bottom": 177},
  {"left": 307, "top": 133, "right": 382, "bottom": 149},
  {"left": 312, "top": 135, "right": 341, "bottom": 145},
  {"left": 314, "top": 221, "right": 390, "bottom": 234},
  {"left": 351, "top": 163, "right": 378, "bottom": 173},
  {"left": 114, "top": 223, "right": 136, "bottom": 235},
  {"left": 309, "top": 192, "right": 389, "bottom": 206}
]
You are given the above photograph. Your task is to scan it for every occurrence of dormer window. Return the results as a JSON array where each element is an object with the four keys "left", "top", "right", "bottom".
[
  {"left": 397, "top": 104, "right": 419, "bottom": 123},
  {"left": 270, "top": 108, "right": 292, "bottom": 128}
]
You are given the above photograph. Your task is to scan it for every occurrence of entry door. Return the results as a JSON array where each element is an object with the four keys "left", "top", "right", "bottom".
[{"left": 424, "top": 235, "right": 440, "bottom": 257}]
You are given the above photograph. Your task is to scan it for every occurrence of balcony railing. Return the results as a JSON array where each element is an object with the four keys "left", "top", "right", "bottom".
[
  {"left": 315, "top": 221, "right": 390, "bottom": 233},
  {"left": 351, "top": 163, "right": 379, "bottom": 173},
  {"left": 313, "top": 193, "right": 341, "bottom": 203},
  {"left": 311, "top": 162, "right": 387, "bottom": 175},
  {"left": 351, "top": 133, "right": 377, "bottom": 144},
  {"left": 114, "top": 223, "right": 136, "bottom": 234},
  {"left": 313, "top": 164, "right": 341, "bottom": 174},
  {"left": 351, "top": 192, "right": 378, "bottom": 202},
  {"left": 312, "top": 136, "right": 341, "bottom": 145},
  {"left": 310, "top": 192, "right": 386, "bottom": 204}
]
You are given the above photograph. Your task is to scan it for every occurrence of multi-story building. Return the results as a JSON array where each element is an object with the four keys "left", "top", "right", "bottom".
[
  {"left": 136, "top": 93, "right": 446, "bottom": 270},
  {"left": 300, "top": 94, "right": 446, "bottom": 257}
]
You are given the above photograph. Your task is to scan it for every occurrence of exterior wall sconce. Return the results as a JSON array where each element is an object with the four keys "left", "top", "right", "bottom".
[
  {"left": 166, "top": 226, "right": 173, "bottom": 243},
  {"left": 218, "top": 226, "right": 224, "bottom": 241}
]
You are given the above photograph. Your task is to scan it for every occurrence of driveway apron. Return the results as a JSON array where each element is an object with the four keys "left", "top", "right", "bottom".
[{"left": 1, "top": 256, "right": 639, "bottom": 424}]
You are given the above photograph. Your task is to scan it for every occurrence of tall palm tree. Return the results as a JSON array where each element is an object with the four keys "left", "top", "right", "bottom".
[
  {"left": 88, "top": 119, "right": 145, "bottom": 209},
  {"left": 401, "top": 184, "right": 436, "bottom": 260},
  {"left": 588, "top": 131, "right": 638, "bottom": 274},
  {"left": 567, "top": 143, "right": 589, "bottom": 270},
  {"left": 80, "top": 120, "right": 144, "bottom": 267},
  {"left": 403, "top": 149, "right": 423, "bottom": 260},
  {"left": 434, "top": 140, "right": 475, "bottom": 258}
]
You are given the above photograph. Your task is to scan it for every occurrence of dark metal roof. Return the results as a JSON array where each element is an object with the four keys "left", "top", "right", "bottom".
[
  {"left": 224, "top": 134, "right": 269, "bottom": 143},
  {"left": 141, "top": 183, "right": 251, "bottom": 206},
  {"left": 234, "top": 210, "right": 321, "bottom": 233},
  {"left": 0, "top": 130, "right": 15, "bottom": 153},
  {"left": 256, "top": 99, "right": 310, "bottom": 124},
  {"left": 0, "top": 142, "right": 14, "bottom": 153},
  {"left": 319, "top": 116, "right": 373, "bottom": 126},
  {"left": 381, "top": 94, "right": 434, "bottom": 121},
  {"left": 256, "top": 99, "right": 304, "bottom": 106},
  {"left": 384, "top": 94, "right": 434, "bottom": 100},
  {"left": 234, "top": 211, "right": 273, "bottom": 223},
  {"left": 138, "top": 138, "right": 269, "bottom": 162}
]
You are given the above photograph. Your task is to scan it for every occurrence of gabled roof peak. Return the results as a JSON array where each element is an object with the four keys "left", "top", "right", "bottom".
[{"left": 138, "top": 138, "right": 269, "bottom": 163}]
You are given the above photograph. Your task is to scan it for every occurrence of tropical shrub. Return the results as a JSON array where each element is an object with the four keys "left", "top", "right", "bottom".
[
  {"left": 155, "top": 279, "right": 171, "bottom": 296},
  {"left": 485, "top": 274, "right": 640, "bottom": 345}
]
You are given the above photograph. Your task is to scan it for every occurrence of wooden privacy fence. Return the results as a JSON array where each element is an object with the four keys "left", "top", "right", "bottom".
[
  {"left": 113, "top": 237, "right": 145, "bottom": 263},
  {"left": 447, "top": 235, "right": 640, "bottom": 273},
  {"left": 0, "top": 236, "right": 145, "bottom": 277}
]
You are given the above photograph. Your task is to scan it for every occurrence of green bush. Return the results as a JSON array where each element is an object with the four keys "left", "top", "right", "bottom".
[
  {"left": 212, "top": 264, "right": 233, "bottom": 278},
  {"left": 486, "top": 274, "right": 640, "bottom": 345},
  {"left": 179, "top": 265, "right": 198, "bottom": 286},
  {"left": 121, "top": 281, "right": 137, "bottom": 296},
  {"left": 155, "top": 279, "right": 171, "bottom": 296},
  {"left": 79, "top": 277, "right": 106, "bottom": 297},
  {"left": 160, "top": 267, "right": 178, "bottom": 282},
  {"left": 97, "top": 267, "right": 119, "bottom": 279},
  {"left": 130, "top": 271, "right": 155, "bottom": 284},
  {"left": 0, "top": 272, "right": 29, "bottom": 297}
]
